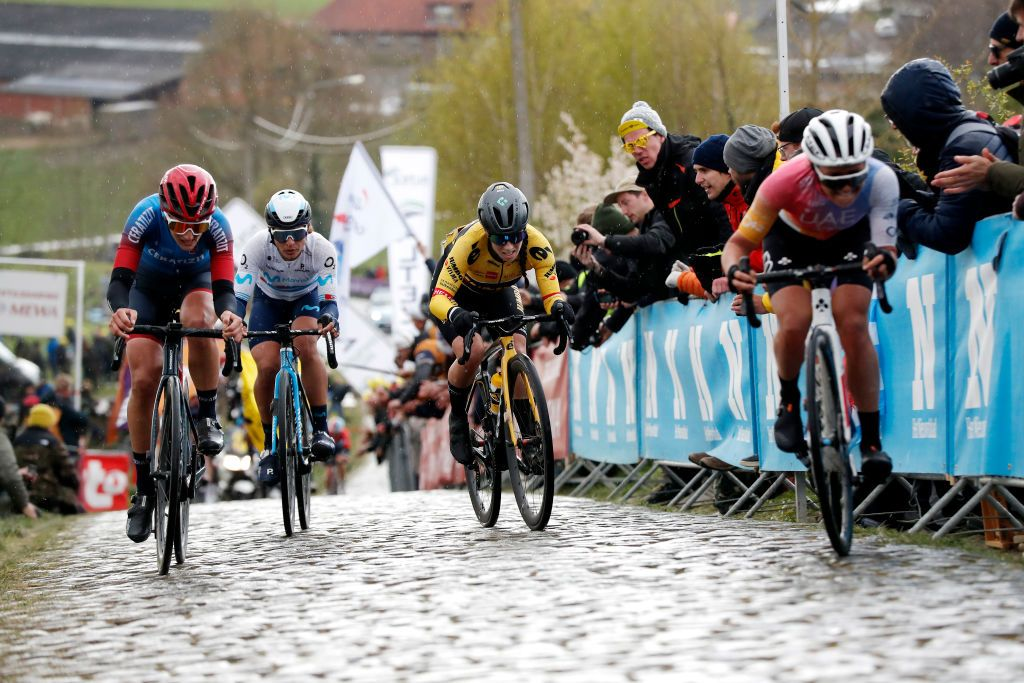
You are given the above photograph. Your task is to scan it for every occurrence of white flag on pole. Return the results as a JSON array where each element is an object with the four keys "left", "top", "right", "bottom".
[
  {"left": 381, "top": 146, "right": 437, "bottom": 342},
  {"left": 328, "top": 141, "right": 413, "bottom": 306},
  {"left": 331, "top": 301, "right": 397, "bottom": 394}
]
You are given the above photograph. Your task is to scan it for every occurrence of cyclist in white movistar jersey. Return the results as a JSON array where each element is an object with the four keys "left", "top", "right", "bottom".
[{"left": 234, "top": 190, "right": 339, "bottom": 482}]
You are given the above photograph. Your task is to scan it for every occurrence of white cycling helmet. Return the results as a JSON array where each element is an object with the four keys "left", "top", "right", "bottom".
[{"left": 801, "top": 109, "right": 874, "bottom": 167}]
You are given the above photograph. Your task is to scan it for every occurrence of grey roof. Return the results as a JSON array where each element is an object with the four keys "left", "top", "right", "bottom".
[{"left": 0, "top": 3, "right": 212, "bottom": 100}]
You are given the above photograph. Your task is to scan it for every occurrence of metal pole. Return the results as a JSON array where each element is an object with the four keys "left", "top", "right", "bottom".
[
  {"left": 74, "top": 262, "right": 84, "bottom": 410},
  {"left": 776, "top": 0, "right": 791, "bottom": 118},
  {"left": 509, "top": 0, "right": 535, "bottom": 198}
]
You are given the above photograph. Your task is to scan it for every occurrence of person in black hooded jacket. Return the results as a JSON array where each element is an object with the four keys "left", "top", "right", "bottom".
[
  {"left": 612, "top": 101, "right": 734, "bottom": 288},
  {"left": 880, "top": 58, "right": 1013, "bottom": 255}
]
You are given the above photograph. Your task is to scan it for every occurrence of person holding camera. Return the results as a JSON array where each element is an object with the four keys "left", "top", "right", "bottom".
[
  {"left": 882, "top": 58, "right": 1014, "bottom": 254},
  {"left": 571, "top": 203, "right": 638, "bottom": 349},
  {"left": 575, "top": 175, "right": 676, "bottom": 308}
]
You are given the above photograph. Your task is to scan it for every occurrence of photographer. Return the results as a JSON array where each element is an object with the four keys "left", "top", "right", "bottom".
[
  {"left": 575, "top": 176, "right": 676, "bottom": 306},
  {"left": 571, "top": 202, "right": 638, "bottom": 348}
]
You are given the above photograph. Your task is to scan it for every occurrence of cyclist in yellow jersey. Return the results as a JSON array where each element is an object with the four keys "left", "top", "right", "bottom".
[{"left": 429, "top": 182, "right": 574, "bottom": 465}]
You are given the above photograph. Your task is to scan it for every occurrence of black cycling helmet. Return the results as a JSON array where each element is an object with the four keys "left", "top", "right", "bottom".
[
  {"left": 265, "top": 189, "right": 312, "bottom": 229},
  {"left": 477, "top": 181, "right": 529, "bottom": 236}
]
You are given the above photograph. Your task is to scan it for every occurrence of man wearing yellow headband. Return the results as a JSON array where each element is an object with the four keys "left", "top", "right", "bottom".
[{"left": 595, "top": 100, "right": 733, "bottom": 294}]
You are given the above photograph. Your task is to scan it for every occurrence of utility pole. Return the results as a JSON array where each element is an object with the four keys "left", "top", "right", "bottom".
[{"left": 509, "top": 0, "right": 535, "bottom": 198}]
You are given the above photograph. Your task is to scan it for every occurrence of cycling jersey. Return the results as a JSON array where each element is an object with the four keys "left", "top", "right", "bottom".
[
  {"left": 429, "top": 222, "right": 562, "bottom": 322},
  {"left": 233, "top": 231, "right": 339, "bottom": 321},
  {"left": 737, "top": 155, "right": 898, "bottom": 246},
  {"left": 107, "top": 194, "right": 234, "bottom": 316}
]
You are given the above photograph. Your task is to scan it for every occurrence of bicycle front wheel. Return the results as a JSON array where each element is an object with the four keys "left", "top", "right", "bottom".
[
  {"left": 153, "top": 380, "right": 183, "bottom": 575},
  {"left": 275, "top": 372, "right": 297, "bottom": 537},
  {"left": 806, "top": 329, "right": 853, "bottom": 556},
  {"left": 505, "top": 354, "right": 555, "bottom": 531},
  {"left": 466, "top": 376, "right": 501, "bottom": 527}
]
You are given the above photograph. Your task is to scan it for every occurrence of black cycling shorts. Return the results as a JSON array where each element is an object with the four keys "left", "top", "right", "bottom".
[
  {"left": 128, "top": 270, "right": 212, "bottom": 333},
  {"left": 761, "top": 218, "right": 872, "bottom": 296},
  {"left": 436, "top": 285, "right": 525, "bottom": 346}
]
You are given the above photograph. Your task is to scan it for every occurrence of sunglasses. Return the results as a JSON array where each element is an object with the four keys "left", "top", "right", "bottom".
[
  {"left": 814, "top": 166, "right": 868, "bottom": 193},
  {"left": 622, "top": 130, "right": 656, "bottom": 154},
  {"left": 164, "top": 212, "right": 210, "bottom": 236},
  {"left": 270, "top": 227, "right": 308, "bottom": 243},
  {"left": 990, "top": 44, "right": 1010, "bottom": 57},
  {"left": 488, "top": 230, "right": 527, "bottom": 245}
]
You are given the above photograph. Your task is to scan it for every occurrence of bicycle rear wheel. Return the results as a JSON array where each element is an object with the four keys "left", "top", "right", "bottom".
[
  {"left": 466, "top": 376, "right": 501, "bottom": 527},
  {"left": 806, "top": 329, "right": 853, "bottom": 556},
  {"left": 275, "top": 372, "right": 297, "bottom": 536},
  {"left": 153, "top": 380, "right": 182, "bottom": 575},
  {"left": 296, "top": 400, "right": 312, "bottom": 531},
  {"left": 174, "top": 411, "right": 194, "bottom": 565},
  {"left": 505, "top": 355, "right": 555, "bottom": 531}
]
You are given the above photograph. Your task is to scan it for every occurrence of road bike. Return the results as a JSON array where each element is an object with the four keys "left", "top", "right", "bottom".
[
  {"left": 112, "top": 323, "right": 240, "bottom": 574},
  {"left": 459, "top": 311, "right": 571, "bottom": 531},
  {"left": 245, "top": 323, "right": 337, "bottom": 536},
  {"left": 739, "top": 244, "right": 893, "bottom": 556}
]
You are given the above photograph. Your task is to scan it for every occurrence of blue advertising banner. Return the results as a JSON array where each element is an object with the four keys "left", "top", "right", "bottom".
[
  {"left": 568, "top": 314, "right": 639, "bottom": 464},
  {"left": 952, "top": 214, "right": 1024, "bottom": 477},
  {"left": 872, "top": 246, "right": 948, "bottom": 475},
  {"left": 749, "top": 310, "right": 807, "bottom": 472},
  {"left": 638, "top": 299, "right": 755, "bottom": 467}
]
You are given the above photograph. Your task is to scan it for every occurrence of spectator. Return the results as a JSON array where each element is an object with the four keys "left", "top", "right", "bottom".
[
  {"left": 668, "top": 133, "right": 757, "bottom": 303},
  {"left": 990, "top": 9, "right": 1024, "bottom": 124},
  {"left": 50, "top": 373, "right": 89, "bottom": 454},
  {"left": 724, "top": 124, "right": 778, "bottom": 205},
  {"left": 882, "top": 58, "right": 1014, "bottom": 254},
  {"left": 773, "top": 107, "right": 824, "bottom": 161},
  {"left": 614, "top": 100, "right": 733, "bottom": 290},
  {"left": 14, "top": 404, "right": 81, "bottom": 515},
  {"left": 990, "top": 11, "right": 1023, "bottom": 67},
  {"left": 575, "top": 175, "right": 675, "bottom": 306},
  {"left": 571, "top": 202, "right": 638, "bottom": 348},
  {"left": 0, "top": 398, "right": 38, "bottom": 518}
]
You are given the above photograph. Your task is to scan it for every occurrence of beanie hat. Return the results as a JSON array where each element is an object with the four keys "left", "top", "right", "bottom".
[
  {"left": 991, "top": 12, "right": 1023, "bottom": 49},
  {"left": 554, "top": 260, "right": 578, "bottom": 282},
  {"left": 692, "top": 134, "right": 730, "bottom": 173},
  {"left": 591, "top": 202, "right": 635, "bottom": 235},
  {"left": 777, "top": 107, "right": 824, "bottom": 143},
  {"left": 618, "top": 100, "right": 667, "bottom": 137},
  {"left": 723, "top": 125, "right": 777, "bottom": 173},
  {"left": 26, "top": 403, "right": 57, "bottom": 430}
]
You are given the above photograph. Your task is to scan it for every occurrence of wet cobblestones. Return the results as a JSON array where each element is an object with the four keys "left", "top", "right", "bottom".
[{"left": 3, "top": 491, "right": 1024, "bottom": 682}]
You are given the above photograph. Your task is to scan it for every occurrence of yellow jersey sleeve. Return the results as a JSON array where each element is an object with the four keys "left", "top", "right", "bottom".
[
  {"left": 430, "top": 223, "right": 479, "bottom": 322},
  {"left": 523, "top": 226, "right": 563, "bottom": 314},
  {"left": 736, "top": 196, "right": 782, "bottom": 244}
]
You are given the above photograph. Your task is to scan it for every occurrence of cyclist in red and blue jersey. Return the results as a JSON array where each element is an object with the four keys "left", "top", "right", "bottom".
[
  {"left": 723, "top": 110, "right": 898, "bottom": 483},
  {"left": 107, "top": 164, "right": 245, "bottom": 543}
]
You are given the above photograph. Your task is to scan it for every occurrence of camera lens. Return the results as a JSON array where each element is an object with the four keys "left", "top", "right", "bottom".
[
  {"left": 571, "top": 228, "right": 587, "bottom": 246},
  {"left": 988, "top": 46, "right": 1024, "bottom": 89}
]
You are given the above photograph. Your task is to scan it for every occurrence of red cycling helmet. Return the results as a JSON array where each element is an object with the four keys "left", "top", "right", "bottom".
[{"left": 159, "top": 164, "right": 218, "bottom": 222}]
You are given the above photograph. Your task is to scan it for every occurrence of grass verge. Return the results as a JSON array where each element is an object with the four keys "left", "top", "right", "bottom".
[{"left": 0, "top": 515, "right": 71, "bottom": 607}]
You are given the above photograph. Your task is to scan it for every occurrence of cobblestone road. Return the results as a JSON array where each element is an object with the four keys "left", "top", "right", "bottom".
[{"left": 4, "top": 491, "right": 1024, "bottom": 682}]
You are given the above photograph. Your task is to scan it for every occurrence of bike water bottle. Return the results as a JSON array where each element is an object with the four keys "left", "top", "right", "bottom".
[{"left": 489, "top": 370, "right": 503, "bottom": 415}]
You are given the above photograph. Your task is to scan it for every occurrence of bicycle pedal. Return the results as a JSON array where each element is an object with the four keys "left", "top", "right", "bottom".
[{"left": 152, "top": 471, "right": 168, "bottom": 481}]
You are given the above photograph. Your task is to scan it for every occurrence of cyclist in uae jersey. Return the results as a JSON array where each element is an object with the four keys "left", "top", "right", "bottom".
[
  {"left": 428, "top": 181, "right": 574, "bottom": 466},
  {"left": 107, "top": 164, "right": 245, "bottom": 543},
  {"left": 723, "top": 110, "right": 898, "bottom": 483},
  {"left": 234, "top": 190, "right": 339, "bottom": 483}
]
